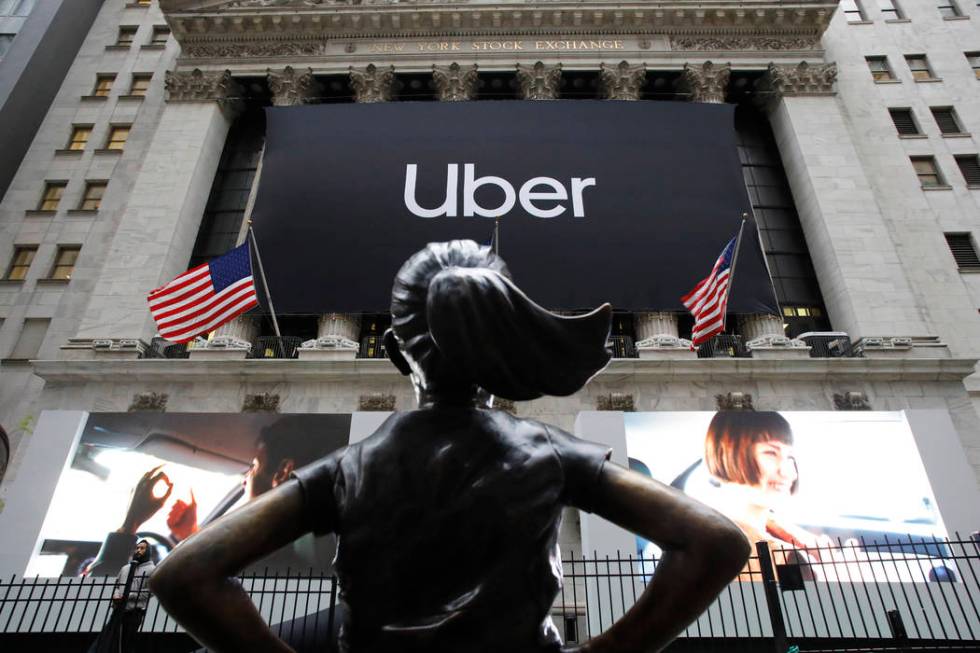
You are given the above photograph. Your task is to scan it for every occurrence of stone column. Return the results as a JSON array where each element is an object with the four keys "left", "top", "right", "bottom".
[
  {"left": 189, "top": 315, "right": 258, "bottom": 359},
  {"left": 516, "top": 62, "right": 561, "bottom": 100},
  {"left": 739, "top": 314, "right": 809, "bottom": 358},
  {"left": 595, "top": 62, "right": 688, "bottom": 357},
  {"left": 299, "top": 66, "right": 394, "bottom": 361},
  {"left": 66, "top": 70, "right": 242, "bottom": 358},
  {"left": 299, "top": 313, "right": 361, "bottom": 360},
  {"left": 677, "top": 61, "right": 731, "bottom": 104},
  {"left": 267, "top": 66, "right": 323, "bottom": 107},
  {"left": 433, "top": 63, "right": 479, "bottom": 101},
  {"left": 598, "top": 61, "right": 646, "bottom": 100},
  {"left": 756, "top": 61, "right": 941, "bottom": 358},
  {"left": 349, "top": 64, "right": 395, "bottom": 103}
]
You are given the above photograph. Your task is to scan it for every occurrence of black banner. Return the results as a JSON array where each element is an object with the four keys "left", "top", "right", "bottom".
[{"left": 252, "top": 101, "right": 778, "bottom": 314}]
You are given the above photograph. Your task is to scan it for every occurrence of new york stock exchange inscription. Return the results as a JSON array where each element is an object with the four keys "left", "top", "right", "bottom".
[{"left": 366, "top": 38, "right": 654, "bottom": 54}]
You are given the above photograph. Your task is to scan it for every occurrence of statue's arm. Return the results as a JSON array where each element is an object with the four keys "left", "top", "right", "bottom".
[
  {"left": 569, "top": 463, "right": 751, "bottom": 653},
  {"left": 150, "top": 480, "right": 319, "bottom": 653}
]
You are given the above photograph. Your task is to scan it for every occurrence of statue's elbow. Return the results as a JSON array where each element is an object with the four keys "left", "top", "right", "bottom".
[{"left": 149, "top": 560, "right": 189, "bottom": 605}]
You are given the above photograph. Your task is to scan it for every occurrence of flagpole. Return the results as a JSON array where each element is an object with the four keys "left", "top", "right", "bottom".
[
  {"left": 720, "top": 214, "right": 748, "bottom": 332},
  {"left": 247, "top": 221, "right": 282, "bottom": 340},
  {"left": 494, "top": 216, "right": 500, "bottom": 256}
]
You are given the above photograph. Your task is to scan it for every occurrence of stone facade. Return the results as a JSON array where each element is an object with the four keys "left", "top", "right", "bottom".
[{"left": 1, "top": 0, "right": 980, "bottom": 522}]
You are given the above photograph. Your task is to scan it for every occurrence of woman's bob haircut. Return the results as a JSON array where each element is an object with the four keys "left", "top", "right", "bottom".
[
  {"left": 385, "top": 240, "right": 612, "bottom": 401},
  {"left": 703, "top": 411, "right": 799, "bottom": 494}
]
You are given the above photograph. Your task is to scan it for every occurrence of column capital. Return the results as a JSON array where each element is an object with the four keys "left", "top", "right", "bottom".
[
  {"left": 432, "top": 63, "right": 479, "bottom": 102},
  {"left": 756, "top": 61, "right": 837, "bottom": 106},
  {"left": 599, "top": 61, "right": 647, "bottom": 100},
  {"left": 349, "top": 64, "right": 395, "bottom": 103},
  {"left": 165, "top": 68, "right": 244, "bottom": 115},
  {"left": 267, "top": 66, "right": 322, "bottom": 107},
  {"left": 677, "top": 61, "right": 731, "bottom": 104},
  {"left": 516, "top": 61, "right": 561, "bottom": 100}
]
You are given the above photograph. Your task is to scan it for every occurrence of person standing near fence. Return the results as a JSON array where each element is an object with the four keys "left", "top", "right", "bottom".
[{"left": 89, "top": 539, "right": 155, "bottom": 653}]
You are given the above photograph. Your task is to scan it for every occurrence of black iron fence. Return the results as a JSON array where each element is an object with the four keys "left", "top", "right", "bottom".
[{"left": 2, "top": 537, "right": 979, "bottom": 652}]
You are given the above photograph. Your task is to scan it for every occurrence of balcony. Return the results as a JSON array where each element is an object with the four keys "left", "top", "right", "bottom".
[{"left": 141, "top": 331, "right": 865, "bottom": 362}]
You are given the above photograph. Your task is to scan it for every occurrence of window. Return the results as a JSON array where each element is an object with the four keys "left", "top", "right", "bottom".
[
  {"left": 5, "top": 246, "right": 36, "bottom": 280},
  {"left": 93, "top": 74, "right": 115, "bottom": 97},
  {"left": 67, "top": 125, "right": 91, "bottom": 151},
  {"left": 105, "top": 125, "right": 130, "bottom": 151},
  {"left": 116, "top": 26, "right": 137, "bottom": 46},
  {"left": 0, "top": 34, "right": 14, "bottom": 59},
  {"left": 879, "top": 0, "right": 904, "bottom": 18},
  {"left": 79, "top": 182, "right": 107, "bottom": 210},
  {"left": 889, "top": 108, "right": 920, "bottom": 135},
  {"left": 938, "top": 1, "right": 962, "bottom": 17},
  {"left": 8, "top": 319, "right": 48, "bottom": 360},
  {"left": 149, "top": 26, "right": 170, "bottom": 46},
  {"left": 867, "top": 56, "right": 895, "bottom": 81},
  {"left": 945, "top": 233, "right": 980, "bottom": 269},
  {"left": 48, "top": 246, "right": 79, "bottom": 280},
  {"left": 955, "top": 155, "right": 980, "bottom": 185},
  {"left": 841, "top": 0, "right": 867, "bottom": 21},
  {"left": 932, "top": 107, "right": 965, "bottom": 134},
  {"left": 911, "top": 156, "right": 945, "bottom": 187},
  {"left": 906, "top": 55, "right": 935, "bottom": 80},
  {"left": 37, "top": 182, "right": 66, "bottom": 210},
  {"left": 966, "top": 52, "right": 980, "bottom": 79},
  {"left": 129, "top": 73, "right": 152, "bottom": 96}
]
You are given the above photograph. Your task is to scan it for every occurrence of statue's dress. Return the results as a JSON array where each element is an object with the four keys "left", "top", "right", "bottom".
[{"left": 292, "top": 406, "right": 611, "bottom": 653}]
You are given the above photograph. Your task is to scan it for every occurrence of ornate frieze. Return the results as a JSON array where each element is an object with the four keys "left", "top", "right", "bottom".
[
  {"left": 677, "top": 60, "right": 730, "bottom": 103},
  {"left": 432, "top": 63, "right": 479, "bottom": 101},
  {"left": 516, "top": 61, "right": 561, "bottom": 100},
  {"left": 833, "top": 391, "right": 871, "bottom": 411},
  {"left": 359, "top": 393, "right": 396, "bottom": 411},
  {"left": 596, "top": 393, "right": 635, "bottom": 412},
  {"left": 129, "top": 392, "right": 169, "bottom": 412},
  {"left": 165, "top": 68, "right": 245, "bottom": 114},
  {"left": 242, "top": 392, "right": 281, "bottom": 412},
  {"left": 598, "top": 61, "right": 646, "bottom": 100},
  {"left": 268, "top": 66, "right": 323, "bottom": 106},
  {"left": 349, "top": 63, "right": 395, "bottom": 102},
  {"left": 670, "top": 35, "right": 821, "bottom": 52},
  {"left": 716, "top": 392, "right": 753, "bottom": 411},
  {"left": 756, "top": 61, "right": 837, "bottom": 99}
]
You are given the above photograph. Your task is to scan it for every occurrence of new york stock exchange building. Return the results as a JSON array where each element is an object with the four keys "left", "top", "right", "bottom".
[{"left": 2, "top": 0, "right": 980, "bottom": 650}]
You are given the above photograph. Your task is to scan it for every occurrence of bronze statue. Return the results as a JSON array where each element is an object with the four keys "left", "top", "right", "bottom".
[{"left": 151, "top": 240, "right": 750, "bottom": 652}]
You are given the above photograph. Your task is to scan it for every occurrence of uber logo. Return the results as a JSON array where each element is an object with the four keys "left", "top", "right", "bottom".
[{"left": 404, "top": 163, "right": 596, "bottom": 219}]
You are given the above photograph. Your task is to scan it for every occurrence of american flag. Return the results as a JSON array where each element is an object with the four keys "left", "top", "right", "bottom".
[
  {"left": 148, "top": 243, "right": 259, "bottom": 343},
  {"left": 681, "top": 234, "right": 738, "bottom": 348}
]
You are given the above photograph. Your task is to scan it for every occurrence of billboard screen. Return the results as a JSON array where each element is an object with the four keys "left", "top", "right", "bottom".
[
  {"left": 252, "top": 101, "right": 779, "bottom": 314},
  {"left": 625, "top": 411, "right": 954, "bottom": 583},
  {"left": 27, "top": 412, "right": 350, "bottom": 577}
]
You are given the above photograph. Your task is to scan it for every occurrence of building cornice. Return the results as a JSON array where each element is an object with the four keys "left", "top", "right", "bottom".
[
  {"left": 160, "top": 1, "right": 837, "bottom": 66},
  {"left": 30, "top": 357, "right": 978, "bottom": 385}
]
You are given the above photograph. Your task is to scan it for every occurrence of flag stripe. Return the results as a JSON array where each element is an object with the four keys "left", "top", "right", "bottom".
[
  {"left": 156, "top": 285, "right": 256, "bottom": 334},
  {"left": 148, "top": 275, "right": 212, "bottom": 312},
  {"left": 156, "top": 281, "right": 256, "bottom": 333},
  {"left": 680, "top": 235, "right": 738, "bottom": 348},
  {"left": 153, "top": 277, "right": 254, "bottom": 324},
  {"left": 160, "top": 295, "right": 258, "bottom": 342},
  {"left": 148, "top": 265, "right": 210, "bottom": 299},
  {"left": 147, "top": 243, "right": 259, "bottom": 344}
]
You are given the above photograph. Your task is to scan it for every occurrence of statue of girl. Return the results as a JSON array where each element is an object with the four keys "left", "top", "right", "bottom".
[{"left": 151, "top": 240, "right": 750, "bottom": 653}]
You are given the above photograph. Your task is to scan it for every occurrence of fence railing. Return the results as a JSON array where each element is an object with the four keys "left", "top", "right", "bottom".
[{"left": 3, "top": 537, "right": 979, "bottom": 652}]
